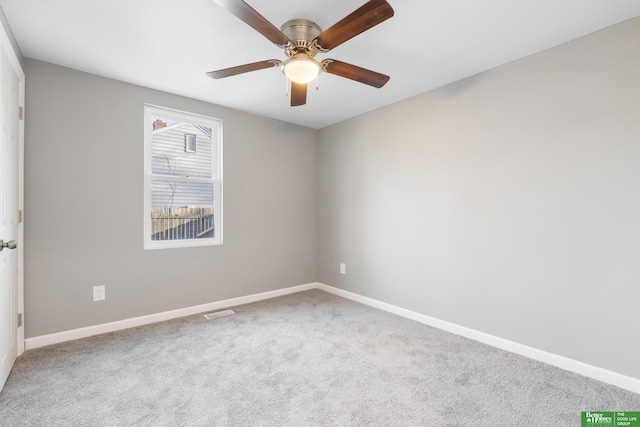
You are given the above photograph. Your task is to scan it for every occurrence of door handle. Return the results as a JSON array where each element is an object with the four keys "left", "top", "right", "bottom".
[{"left": 0, "top": 240, "right": 18, "bottom": 251}]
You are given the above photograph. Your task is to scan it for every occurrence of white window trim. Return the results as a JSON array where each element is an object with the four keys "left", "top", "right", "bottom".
[{"left": 144, "top": 104, "right": 223, "bottom": 250}]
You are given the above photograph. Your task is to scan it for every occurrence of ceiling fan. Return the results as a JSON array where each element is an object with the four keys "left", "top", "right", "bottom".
[{"left": 206, "top": 0, "right": 394, "bottom": 106}]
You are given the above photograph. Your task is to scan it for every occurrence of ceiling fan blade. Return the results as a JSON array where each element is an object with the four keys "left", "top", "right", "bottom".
[
  {"left": 314, "top": 0, "right": 394, "bottom": 51},
  {"left": 323, "top": 60, "right": 390, "bottom": 88},
  {"left": 291, "top": 82, "right": 307, "bottom": 106},
  {"left": 206, "top": 60, "right": 281, "bottom": 79},
  {"left": 211, "top": 0, "right": 293, "bottom": 47}
]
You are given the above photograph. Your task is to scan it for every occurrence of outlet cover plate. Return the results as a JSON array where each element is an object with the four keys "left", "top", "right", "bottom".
[{"left": 93, "top": 285, "right": 105, "bottom": 301}]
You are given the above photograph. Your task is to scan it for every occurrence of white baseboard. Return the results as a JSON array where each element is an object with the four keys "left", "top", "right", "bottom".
[
  {"left": 316, "top": 283, "right": 640, "bottom": 395},
  {"left": 24, "top": 281, "right": 640, "bottom": 394},
  {"left": 24, "top": 282, "right": 317, "bottom": 351}
]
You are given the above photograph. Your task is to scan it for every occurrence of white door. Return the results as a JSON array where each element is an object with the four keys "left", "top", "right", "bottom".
[{"left": 0, "top": 39, "right": 22, "bottom": 392}]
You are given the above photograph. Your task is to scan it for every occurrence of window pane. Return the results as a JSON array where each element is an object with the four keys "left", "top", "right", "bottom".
[
  {"left": 151, "top": 117, "right": 213, "bottom": 179},
  {"left": 150, "top": 179, "right": 215, "bottom": 241}
]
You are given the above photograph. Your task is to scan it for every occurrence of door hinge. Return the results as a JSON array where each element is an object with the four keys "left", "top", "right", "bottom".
[
  {"left": 18, "top": 106, "right": 23, "bottom": 120},
  {"left": 17, "top": 313, "right": 23, "bottom": 328},
  {"left": 18, "top": 209, "right": 22, "bottom": 224}
]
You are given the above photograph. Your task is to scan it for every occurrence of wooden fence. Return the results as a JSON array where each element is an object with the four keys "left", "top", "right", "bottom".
[{"left": 151, "top": 207, "right": 214, "bottom": 241}]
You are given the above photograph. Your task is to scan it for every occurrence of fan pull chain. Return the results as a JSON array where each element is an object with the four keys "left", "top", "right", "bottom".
[
  {"left": 284, "top": 77, "right": 290, "bottom": 97},
  {"left": 315, "top": 74, "right": 320, "bottom": 91}
]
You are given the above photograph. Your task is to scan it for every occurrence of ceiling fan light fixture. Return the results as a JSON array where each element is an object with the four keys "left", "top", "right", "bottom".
[{"left": 283, "top": 58, "right": 321, "bottom": 84}]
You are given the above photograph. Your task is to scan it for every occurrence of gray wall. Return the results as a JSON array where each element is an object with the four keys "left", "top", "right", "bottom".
[
  {"left": 24, "top": 59, "right": 317, "bottom": 337},
  {"left": 318, "top": 17, "right": 640, "bottom": 379}
]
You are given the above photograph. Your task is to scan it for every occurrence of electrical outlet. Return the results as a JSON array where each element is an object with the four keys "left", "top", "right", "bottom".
[
  {"left": 339, "top": 263, "right": 346, "bottom": 275},
  {"left": 93, "top": 285, "right": 105, "bottom": 302}
]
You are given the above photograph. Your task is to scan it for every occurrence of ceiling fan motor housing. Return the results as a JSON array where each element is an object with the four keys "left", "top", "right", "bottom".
[
  {"left": 281, "top": 19, "right": 322, "bottom": 42},
  {"left": 281, "top": 19, "right": 323, "bottom": 58}
]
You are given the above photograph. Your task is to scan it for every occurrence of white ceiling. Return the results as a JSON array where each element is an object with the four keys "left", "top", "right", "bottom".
[{"left": 1, "top": 0, "right": 639, "bottom": 129}]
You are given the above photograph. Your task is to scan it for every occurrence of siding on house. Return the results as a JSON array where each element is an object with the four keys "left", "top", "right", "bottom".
[{"left": 151, "top": 122, "right": 215, "bottom": 208}]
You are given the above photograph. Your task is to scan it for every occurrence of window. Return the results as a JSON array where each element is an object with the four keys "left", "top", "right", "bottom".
[
  {"left": 144, "top": 105, "right": 222, "bottom": 249},
  {"left": 184, "top": 134, "right": 197, "bottom": 153}
]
